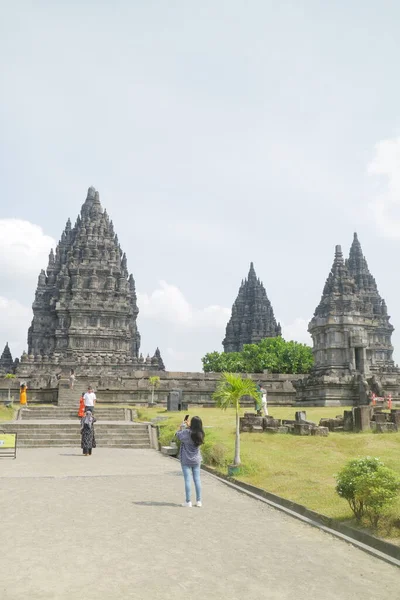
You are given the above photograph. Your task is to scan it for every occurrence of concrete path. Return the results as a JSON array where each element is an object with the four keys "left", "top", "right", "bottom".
[{"left": 0, "top": 449, "right": 398, "bottom": 600}]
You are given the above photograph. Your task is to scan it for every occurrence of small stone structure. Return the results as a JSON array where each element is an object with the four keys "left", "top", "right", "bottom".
[
  {"left": 318, "top": 407, "right": 399, "bottom": 433},
  {"left": 239, "top": 411, "right": 329, "bottom": 436},
  {"left": 223, "top": 262, "right": 281, "bottom": 352}
]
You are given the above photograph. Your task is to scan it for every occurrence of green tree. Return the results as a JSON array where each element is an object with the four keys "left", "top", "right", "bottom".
[
  {"left": 202, "top": 337, "right": 313, "bottom": 374},
  {"left": 335, "top": 457, "right": 400, "bottom": 525},
  {"left": 5, "top": 373, "right": 16, "bottom": 405},
  {"left": 213, "top": 373, "right": 259, "bottom": 467},
  {"left": 148, "top": 376, "right": 160, "bottom": 405}
]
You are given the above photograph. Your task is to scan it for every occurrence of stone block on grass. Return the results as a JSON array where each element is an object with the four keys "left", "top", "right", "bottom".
[
  {"left": 295, "top": 411, "right": 307, "bottom": 422},
  {"left": 374, "top": 412, "right": 388, "bottom": 423},
  {"left": 251, "top": 425, "right": 263, "bottom": 433},
  {"left": 390, "top": 410, "right": 400, "bottom": 425},
  {"left": 293, "top": 423, "right": 313, "bottom": 436},
  {"left": 354, "top": 406, "right": 372, "bottom": 432},
  {"left": 343, "top": 411, "right": 353, "bottom": 432},
  {"left": 375, "top": 422, "right": 398, "bottom": 433},
  {"left": 311, "top": 427, "right": 329, "bottom": 437}
]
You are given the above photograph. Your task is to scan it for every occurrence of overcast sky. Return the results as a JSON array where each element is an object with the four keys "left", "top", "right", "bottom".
[{"left": 1, "top": 1, "right": 400, "bottom": 371}]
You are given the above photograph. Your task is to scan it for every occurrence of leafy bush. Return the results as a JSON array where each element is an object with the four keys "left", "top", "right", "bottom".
[
  {"left": 202, "top": 442, "right": 229, "bottom": 467},
  {"left": 336, "top": 457, "right": 400, "bottom": 525},
  {"left": 202, "top": 337, "right": 314, "bottom": 374}
]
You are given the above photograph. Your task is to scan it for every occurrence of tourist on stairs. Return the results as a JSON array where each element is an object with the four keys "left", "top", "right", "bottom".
[
  {"left": 81, "top": 410, "right": 96, "bottom": 456},
  {"left": 175, "top": 416, "right": 204, "bottom": 507},
  {"left": 19, "top": 383, "right": 28, "bottom": 409},
  {"left": 78, "top": 392, "right": 85, "bottom": 418},
  {"left": 83, "top": 385, "right": 96, "bottom": 413}
]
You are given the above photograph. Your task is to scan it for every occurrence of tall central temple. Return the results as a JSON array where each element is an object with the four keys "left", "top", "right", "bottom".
[{"left": 18, "top": 187, "right": 164, "bottom": 376}]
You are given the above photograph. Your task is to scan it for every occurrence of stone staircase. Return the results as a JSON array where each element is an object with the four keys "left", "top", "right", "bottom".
[
  {"left": 0, "top": 377, "right": 155, "bottom": 449},
  {"left": 20, "top": 406, "right": 129, "bottom": 421},
  {"left": 0, "top": 420, "right": 151, "bottom": 448},
  {"left": 57, "top": 378, "right": 83, "bottom": 408}
]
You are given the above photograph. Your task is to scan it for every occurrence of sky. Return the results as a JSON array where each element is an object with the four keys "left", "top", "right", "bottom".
[{"left": 1, "top": 1, "right": 400, "bottom": 371}]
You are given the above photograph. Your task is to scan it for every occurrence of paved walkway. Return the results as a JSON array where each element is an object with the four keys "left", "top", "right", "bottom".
[{"left": 0, "top": 449, "right": 398, "bottom": 600}]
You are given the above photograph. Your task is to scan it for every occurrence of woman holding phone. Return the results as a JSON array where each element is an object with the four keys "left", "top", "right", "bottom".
[{"left": 175, "top": 416, "right": 205, "bottom": 507}]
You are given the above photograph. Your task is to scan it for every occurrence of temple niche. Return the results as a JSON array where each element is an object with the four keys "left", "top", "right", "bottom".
[
  {"left": 223, "top": 262, "right": 281, "bottom": 352},
  {"left": 18, "top": 186, "right": 164, "bottom": 377},
  {"left": 295, "top": 233, "right": 398, "bottom": 405}
]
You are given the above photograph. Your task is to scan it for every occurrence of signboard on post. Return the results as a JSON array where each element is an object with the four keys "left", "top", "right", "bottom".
[{"left": 0, "top": 432, "right": 17, "bottom": 459}]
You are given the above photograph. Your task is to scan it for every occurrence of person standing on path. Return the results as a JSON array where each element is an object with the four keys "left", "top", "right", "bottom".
[
  {"left": 19, "top": 383, "right": 28, "bottom": 409},
  {"left": 69, "top": 369, "right": 76, "bottom": 389},
  {"left": 83, "top": 386, "right": 96, "bottom": 413},
  {"left": 80, "top": 410, "right": 96, "bottom": 456},
  {"left": 175, "top": 416, "right": 204, "bottom": 508}
]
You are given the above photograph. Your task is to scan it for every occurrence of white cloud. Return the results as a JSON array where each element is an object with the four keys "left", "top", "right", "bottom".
[
  {"left": 137, "top": 280, "right": 231, "bottom": 328},
  {"left": 280, "top": 317, "right": 311, "bottom": 345},
  {"left": 0, "top": 219, "right": 56, "bottom": 279},
  {"left": 367, "top": 137, "right": 400, "bottom": 238},
  {"left": 0, "top": 297, "right": 31, "bottom": 359}
]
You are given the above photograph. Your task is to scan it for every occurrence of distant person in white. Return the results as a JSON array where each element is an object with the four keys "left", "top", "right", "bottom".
[
  {"left": 84, "top": 386, "right": 96, "bottom": 412},
  {"left": 261, "top": 387, "right": 268, "bottom": 416}
]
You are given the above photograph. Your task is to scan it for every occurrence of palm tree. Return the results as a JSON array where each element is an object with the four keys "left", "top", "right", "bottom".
[
  {"left": 213, "top": 372, "right": 259, "bottom": 467},
  {"left": 149, "top": 376, "right": 160, "bottom": 405},
  {"left": 5, "top": 373, "right": 16, "bottom": 407}
]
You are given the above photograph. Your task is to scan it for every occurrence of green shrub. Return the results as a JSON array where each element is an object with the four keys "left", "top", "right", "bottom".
[
  {"left": 336, "top": 457, "right": 400, "bottom": 525},
  {"left": 202, "top": 442, "right": 229, "bottom": 467}
]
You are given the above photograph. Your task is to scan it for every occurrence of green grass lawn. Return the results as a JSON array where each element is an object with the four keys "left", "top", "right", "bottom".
[
  {"left": 0, "top": 405, "right": 16, "bottom": 422},
  {"left": 137, "top": 405, "right": 400, "bottom": 543}
]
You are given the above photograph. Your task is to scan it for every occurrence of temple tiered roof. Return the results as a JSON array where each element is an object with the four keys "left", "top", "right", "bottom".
[{"left": 223, "top": 262, "right": 281, "bottom": 353}]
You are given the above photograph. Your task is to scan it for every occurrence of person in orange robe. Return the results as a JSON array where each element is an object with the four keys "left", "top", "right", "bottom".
[
  {"left": 78, "top": 393, "right": 85, "bottom": 418},
  {"left": 19, "top": 384, "right": 28, "bottom": 407}
]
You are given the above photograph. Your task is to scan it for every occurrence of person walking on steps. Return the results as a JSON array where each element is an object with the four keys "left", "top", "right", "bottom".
[
  {"left": 175, "top": 416, "right": 205, "bottom": 508},
  {"left": 69, "top": 369, "right": 76, "bottom": 390},
  {"left": 83, "top": 386, "right": 96, "bottom": 413},
  {"left": 19, "top": 383, "right": 28, "bottom": 410},
  {"left": 80, "top": 410, "right": 96, "bottom": 456},
  {"left": 78, "top": 392, "right": 85, "bottom": 418}
]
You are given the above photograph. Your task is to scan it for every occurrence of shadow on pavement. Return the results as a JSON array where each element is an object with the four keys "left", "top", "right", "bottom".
[{"left": 132, "top": 501, "right": 181, "bottom": 507}]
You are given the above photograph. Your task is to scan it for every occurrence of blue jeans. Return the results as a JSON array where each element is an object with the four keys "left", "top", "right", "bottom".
[{"left": 181, "top": 464, "right": 202, "bottom": 503}]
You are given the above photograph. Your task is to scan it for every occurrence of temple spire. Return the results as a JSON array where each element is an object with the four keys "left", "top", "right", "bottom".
[
  {"left": 0, "top": 342, "right": 14, "bottom": 374},
  {"left": 347, "top": 232, "right": 377, "bottom": 293},
  {"left": 223, "top": 262, "right": 280, "bottom": 352}
]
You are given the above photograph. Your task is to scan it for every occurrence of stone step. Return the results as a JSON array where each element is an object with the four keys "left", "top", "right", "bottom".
[
  {"left": 5, "top": 422, "right": 148, "bottom": 429},
  {"left": 17, "top": 440, "right": 150, "bottom": 448},
  {"left": 14, "top": 430, "right": 149, "bottom": 437},
  {"left": 20, "top": 408, "right": 129, "bottom": 420}
]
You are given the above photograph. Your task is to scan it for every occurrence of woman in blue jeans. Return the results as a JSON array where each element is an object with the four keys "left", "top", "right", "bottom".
[{"left": 175, "top": 416, "right": 205, "bottom": 507}]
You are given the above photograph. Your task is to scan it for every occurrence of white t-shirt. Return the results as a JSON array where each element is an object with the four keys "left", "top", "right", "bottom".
[{"left": 84, "top": 392, "right": 96, "bottom": 407}]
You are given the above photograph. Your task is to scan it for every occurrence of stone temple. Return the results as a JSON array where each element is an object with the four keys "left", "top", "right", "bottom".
[
  {"left": 17, "top": 187, "right": 164, "bottom": 378},
  {"left": 0, "top": 343, "right": 16, "bottom": 375},
  {"left": 223, "top": 262, "right": 281, "bottom": 352},
  {"left": 295, "top": 233, "right": 397, "bottom": 405}
]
